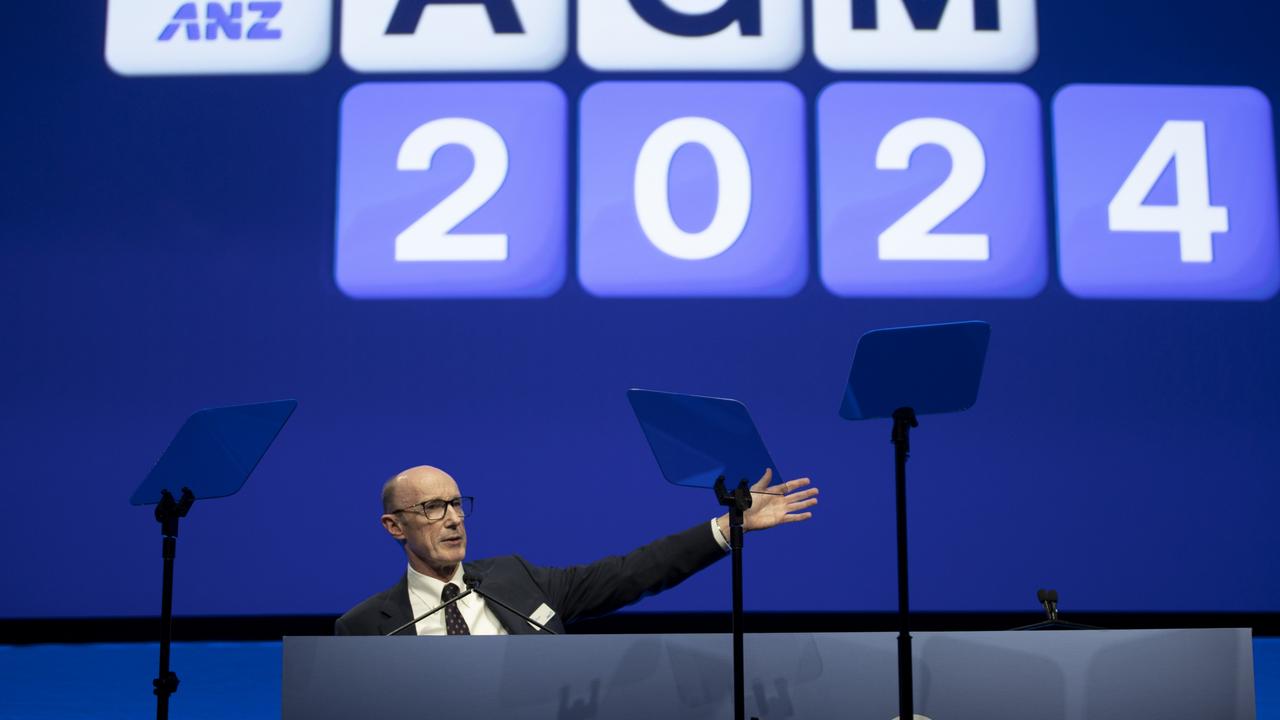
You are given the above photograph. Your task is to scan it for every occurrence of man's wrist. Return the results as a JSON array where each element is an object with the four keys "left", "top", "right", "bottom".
[{"left": 710, "top": 516, "right": 730, "bottom": 551}]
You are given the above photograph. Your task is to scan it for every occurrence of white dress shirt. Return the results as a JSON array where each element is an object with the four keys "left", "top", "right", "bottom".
[
  {"left": 709, "top": 517, "right": 731, "bottom": 551},
  {"left": 405, "top": 563, "right": 508, "bottom": 636}
]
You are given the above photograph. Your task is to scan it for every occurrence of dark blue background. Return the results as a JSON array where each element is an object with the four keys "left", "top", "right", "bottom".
[{"left": 1, "top": 1, "right": 1277, "bottom": 618}]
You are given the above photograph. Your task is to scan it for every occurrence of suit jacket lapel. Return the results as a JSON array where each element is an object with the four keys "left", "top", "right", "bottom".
[
  {"left": 487, "top": 600, "right": 537, "bottom": 635},
  {"left": 376, "top": 575, "right": 415, "bottom": 636},
  {"left": 474, "top": 567, "right": 542, "bottom": 635}
]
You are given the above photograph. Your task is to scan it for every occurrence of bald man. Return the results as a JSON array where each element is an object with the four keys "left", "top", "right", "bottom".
[{"left": 334, "top": 465, "right": 818, "bottom": 636}]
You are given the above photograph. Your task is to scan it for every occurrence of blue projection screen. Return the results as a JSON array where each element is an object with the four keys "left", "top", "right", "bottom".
[{"left": 1, "top": 0, "right": 1278, "bottom": 619}]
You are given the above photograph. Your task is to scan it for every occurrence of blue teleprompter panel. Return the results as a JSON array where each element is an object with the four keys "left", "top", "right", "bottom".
[
  {"left": 818, "top": 82, "right": 1047, "bottom": 299},
  {"left": 1053, "top": 84, "right": 1279, "bottom": 301},
  {"left": 335, "top": 82, "right": 567, "bottom": 298},
  {"left": 578, "top": 81, "right": 808, "bottom": 298},
  {"left": 627, "top": 388, "right": 780, "bottom": 490}
]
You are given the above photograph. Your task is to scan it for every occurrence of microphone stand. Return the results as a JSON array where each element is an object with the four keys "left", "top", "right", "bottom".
[
  {"left": 469, "top": 581, "right": 560, "bottom": 634},
  {"left": 384, "top": 583, "right": 476, "bottom": 637},
  {"left": 1013, "top": 589, "right": 1103, "bottom": 631}
]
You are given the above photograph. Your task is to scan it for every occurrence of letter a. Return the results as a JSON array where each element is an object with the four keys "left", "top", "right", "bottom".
[
  {"left": 158, "top": 3, "right": 201, "bottom": 41},
  {"left": 385, "top": 0, "right": 525, "bottom": 35},
  {"left": 628, "top": 0, "right": 762, "bottom": 36}
]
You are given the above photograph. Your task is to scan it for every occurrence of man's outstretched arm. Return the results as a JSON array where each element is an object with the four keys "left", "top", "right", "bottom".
[{"left": 526, "top": 470, "right": 818, "bottom": 623}]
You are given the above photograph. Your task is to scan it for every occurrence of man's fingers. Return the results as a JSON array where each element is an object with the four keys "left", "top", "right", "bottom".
[
  {"left": 780, "top": 512, "right": 813, "bottom": 524},
  {"left": 754, "top": 476, "right": 812, "bottom": 495},
  {"left": 787, "top": 497, "right": 818, "bottom": 512},
  {"left": 746, "top": 476, "right": 815, "bottom": 497},
  {"left": 782, "top": 477, "right": 811, "bottom": 494},
  {"left": 785, "top": 486, "right": 818, "bottom": 500}
]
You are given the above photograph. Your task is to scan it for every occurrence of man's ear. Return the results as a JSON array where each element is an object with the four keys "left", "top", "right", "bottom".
[{"left": 381, "top": 513, "right": 405, "bottom": 541}]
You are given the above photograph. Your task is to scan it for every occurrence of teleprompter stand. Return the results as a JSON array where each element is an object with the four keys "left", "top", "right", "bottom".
[
  {"left": 840, "top": 321, "right": 991, "bottom": 720},
  {"left": 152, "top": 487, "right": 194, "bottom": 714},
  {"left": 715, "top": 475, "right": 752, "bottom": 720},
  {"left": 628, "top": 388, "right": 782, "bottom": 720},
  {"left": 130, "top": 399, "right": 297, "bottom": 720}
]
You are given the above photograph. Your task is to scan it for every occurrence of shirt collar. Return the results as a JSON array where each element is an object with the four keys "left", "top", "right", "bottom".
[{"left": 406, "top": 563, "right": 467, "bottom": 606}]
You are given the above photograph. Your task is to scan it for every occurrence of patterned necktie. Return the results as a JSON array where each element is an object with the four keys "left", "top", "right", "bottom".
[{"left": 441, "top": 583, "right": 471, "bottom": 636}]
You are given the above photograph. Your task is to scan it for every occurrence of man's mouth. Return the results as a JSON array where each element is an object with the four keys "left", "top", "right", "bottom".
[{"left": 441, "top": 536, "right": 463, "bottom": 545}]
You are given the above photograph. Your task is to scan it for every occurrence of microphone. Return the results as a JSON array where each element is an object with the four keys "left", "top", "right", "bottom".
[
  {"left": 466, "top": 574, "right": 560, "bottom": 635},
  {"left": 1037, "top": 588, "right": 1059, "bottom": 621},
  {"left": 384, "top": 579, "right": 476, "bottom": 637}
]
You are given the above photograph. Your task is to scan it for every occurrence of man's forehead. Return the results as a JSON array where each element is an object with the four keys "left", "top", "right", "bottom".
[{"left": 396, "top": 467, "right": 460, "bottom": 499}]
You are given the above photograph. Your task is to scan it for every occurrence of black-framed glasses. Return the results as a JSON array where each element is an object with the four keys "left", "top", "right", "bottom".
[{"left": 391, "top": 496, "right": 473, "bottom": 522}]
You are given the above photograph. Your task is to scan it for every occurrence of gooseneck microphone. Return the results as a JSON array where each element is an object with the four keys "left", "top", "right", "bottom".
[
  {"left": 383, "top": 576, "right": 478, "bottom": 637},
  {"left": 466, "top": 574, "right": 560, "bottom": 635},
  {"left": 1037, "top": 588, "right": 1059, "bottom": 621}
]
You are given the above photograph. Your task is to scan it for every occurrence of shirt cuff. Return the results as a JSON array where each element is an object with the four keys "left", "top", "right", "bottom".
[{"left": 710, "top": 517, "right": 730, "bottom": 552}]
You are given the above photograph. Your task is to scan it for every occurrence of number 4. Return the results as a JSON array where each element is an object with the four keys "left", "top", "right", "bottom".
[{"left": 1107, "top": 120, "right": 1229, "bottom": 263}]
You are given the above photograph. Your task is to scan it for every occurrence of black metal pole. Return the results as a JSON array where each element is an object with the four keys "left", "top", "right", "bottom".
[
  {"left": 156, "top": 534, "right": 177, "bottom": 720},
  {"left": 153, "top": 488, "right": 193, "bottom": 720},
  {"left": 715, "top": 477, "right": 752, "bottom": 720},
  {"left": 891, "top": 407, "right": 918, "bottom": 720},
  {"left": 730, "top": 500, "right": 745, "bottom": 720}
]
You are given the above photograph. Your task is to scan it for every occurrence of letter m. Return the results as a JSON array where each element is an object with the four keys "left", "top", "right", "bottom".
[{"left": 851, "top": 0, "right": 1000, "bottom": 30}]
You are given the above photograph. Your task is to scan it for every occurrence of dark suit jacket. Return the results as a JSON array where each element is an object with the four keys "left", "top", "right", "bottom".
[{"left": 334, "top": 521, "right": 724, "bottom": 635}]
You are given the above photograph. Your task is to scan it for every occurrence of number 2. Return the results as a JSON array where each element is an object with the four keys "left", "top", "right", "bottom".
[
  {"left": 876, "top": 117, "right": 990, "bottom": 262},
  {"left": 395, "top": 117, "right": 510, "bottom": 262}
]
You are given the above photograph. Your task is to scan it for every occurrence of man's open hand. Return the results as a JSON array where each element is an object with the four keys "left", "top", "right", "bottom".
[{"left": 717, "top": 468, "right": 818, "bottom": 537}]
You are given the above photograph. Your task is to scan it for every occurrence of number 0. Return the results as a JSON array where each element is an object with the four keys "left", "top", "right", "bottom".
[{"left": 634, "top": 117, "right": 752, "bottom": 261}]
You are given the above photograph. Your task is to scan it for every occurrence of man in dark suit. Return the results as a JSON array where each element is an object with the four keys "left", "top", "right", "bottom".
[{"left": 335, "top": 465, "right": 818, "bottom": 636}]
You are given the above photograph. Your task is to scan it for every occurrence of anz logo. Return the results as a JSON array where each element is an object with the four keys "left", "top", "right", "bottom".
[
  {"left": 105, "top": 0, "right": 331, "bottom": 76},
  {"left": 157, "top": 2, "right": 284, "bottom": 42}
]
